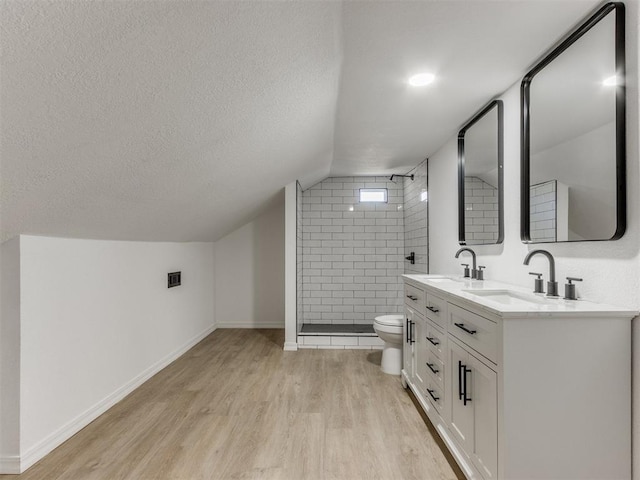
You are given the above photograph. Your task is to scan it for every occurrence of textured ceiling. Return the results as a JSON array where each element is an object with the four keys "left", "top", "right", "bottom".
[
  {"left": 332, "top": 0, "right": 602, "bottom": 176},
  {"left": 0, "top": 0, "right": 601, "bottom": 242}
]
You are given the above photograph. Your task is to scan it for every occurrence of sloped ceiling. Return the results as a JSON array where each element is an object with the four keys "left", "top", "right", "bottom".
[
  {"left": 333, "top": 0, "right": 602, "bottom": 176},
  {"left": 0, "top": 0, "right": 600, "bottom": 242}
]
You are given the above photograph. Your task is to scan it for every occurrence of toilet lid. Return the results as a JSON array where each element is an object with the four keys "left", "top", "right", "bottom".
[{"left": 374, "top": 314, "right": 404, "bottom": 326}]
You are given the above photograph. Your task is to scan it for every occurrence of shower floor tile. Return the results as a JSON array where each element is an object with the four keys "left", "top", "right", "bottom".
[{"left": 299, "top": 323, "right": 376, "bottom": 336}]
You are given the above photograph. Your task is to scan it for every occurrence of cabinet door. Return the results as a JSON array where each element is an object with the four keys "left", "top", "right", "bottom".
[
  {"left": 468, "top": 354, "right": 498, "bottom": 480},
  {"left": 414, "top": 313, "right": 427, "bottom": 392},
  {"left": 448, "top": 340, "right": 473, "bottom": 452},
  {"left": 403, "top": 307, "right": 415, "bottom": 379}
]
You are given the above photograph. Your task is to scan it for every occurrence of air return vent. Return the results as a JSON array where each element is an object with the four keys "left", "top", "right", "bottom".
[{"left": 168, "top": 271, "right": 181, "bottom": 288}]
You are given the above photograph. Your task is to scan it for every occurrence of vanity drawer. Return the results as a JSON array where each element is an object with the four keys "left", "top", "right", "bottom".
[
  {"left": 405, "top": 283, "right": 425, "bottom": 310},
  {"left": 425, "top": 320, "right": 446, "bottom": 360},
  {"left": 425, "top": 377, "right": 445, "bottom": 415},
  {"left": 448, "top": 303, "right": 497, "bottom": 364},
  {"left": 425, "top": 350, "right": 445, "bottom": 388},
  {"left": 425, "top": 292, "right": 447, "bottom": 329}
]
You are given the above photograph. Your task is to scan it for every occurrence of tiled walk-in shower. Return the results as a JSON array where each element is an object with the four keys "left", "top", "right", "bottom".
[{"left": 296, "top": 161, "right": 429, "bottom": 348}]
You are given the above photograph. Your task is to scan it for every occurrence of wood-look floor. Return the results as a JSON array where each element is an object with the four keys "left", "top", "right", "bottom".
[{"left": 2, "top": 329, "right": 461, "bottom": 480}]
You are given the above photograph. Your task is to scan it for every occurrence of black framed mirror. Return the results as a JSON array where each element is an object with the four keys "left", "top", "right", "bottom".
[
  {"left": 458, "top": 100, "right": 504, "bottom": 245},
  {"left": 521, "top": 2, "right": 625, "bottom": 243}
]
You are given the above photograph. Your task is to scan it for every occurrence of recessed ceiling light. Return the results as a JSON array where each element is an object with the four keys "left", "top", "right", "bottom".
[
  {"left": 408, "top": 72, "right": 435, "bottom": 87},
  {"left": 603, "top": 75, "right": 618, "bottom": 86}
]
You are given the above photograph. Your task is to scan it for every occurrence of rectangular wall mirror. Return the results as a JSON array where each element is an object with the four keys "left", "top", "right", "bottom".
[
  {"left": 458, "top": 100, "right": 504, "bottom": 245},
  {"left": 521, "top": 2, "right": 625, "bottom": 243}
]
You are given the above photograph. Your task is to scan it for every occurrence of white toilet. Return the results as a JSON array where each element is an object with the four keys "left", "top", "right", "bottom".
[{"left": 373, "top": 314, "right": 404, "bottom": 375}]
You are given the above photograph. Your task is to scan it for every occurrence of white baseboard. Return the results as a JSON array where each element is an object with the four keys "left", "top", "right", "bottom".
[
  {"left": 216, "top": 321, "right": 284, "bottom": 329},
  {"left": 283, "top": 342, "right": 298, "bottom": 351},
  {"left": 17, "top": 323, "right": 217, "bottom": 474},
  {"left": 0, "top": 456, "right": 21, "bottom": 474}
]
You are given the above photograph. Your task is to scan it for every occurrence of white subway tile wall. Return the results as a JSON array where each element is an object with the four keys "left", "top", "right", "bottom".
[
  {"left": 296, "top": 182, "right": 304, "bottom": 332},
  {"left": 403, "top": 159, "right": 428, "bottom": 274},
  {"left": 530, "top": 180, "right": 557, "bottom": 242},
  {"left": 464, "top": 176, "right": 499, "bottom": 243},
  {"left": 301, "top": 176, "right": 404, "bottom": 325}
]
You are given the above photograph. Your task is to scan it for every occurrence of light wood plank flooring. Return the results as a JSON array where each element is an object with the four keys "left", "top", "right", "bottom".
[{"left": 2, "top": 329, "right": 461, "bottom": 480}]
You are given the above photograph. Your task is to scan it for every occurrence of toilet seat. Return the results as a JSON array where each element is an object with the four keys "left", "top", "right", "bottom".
[{"left": 374, "top": 314, "right": 404, "bottom": 327}]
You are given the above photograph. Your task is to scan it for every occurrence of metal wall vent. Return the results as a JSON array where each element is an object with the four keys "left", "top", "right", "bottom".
[{"left": 168, "top": 271, "right": 181, "bottom": 288}]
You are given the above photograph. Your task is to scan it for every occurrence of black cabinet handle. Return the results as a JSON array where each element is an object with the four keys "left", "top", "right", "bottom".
[
  {"left": 426, "top": 363, "right": 439, "bottom": 374},
  {"left": 427, "top": 388, "right": 440, "bottom": 402},
  {"left": 454, "top": 322, "right": 477, "bottom": 335},
  {"left": 406, "top": 295, "right": 418, "bottom": 301},
  {"left": 426, "top": 305, "right": 440, "bottom": 313},
  {"left": 463, "top": 366, "right": 472, "bottom": 405},
  {"left": 458, "top": 361, "right": 463, "bottom": 400},
  {"left": 406, "top": 318, "right": 410, "bottom": 343},
  {"left": 406, "top": 318, "right": 415, "bottom": 344},
  {"left": 426, "top": 336, "right": 440, "bottom": 346}
]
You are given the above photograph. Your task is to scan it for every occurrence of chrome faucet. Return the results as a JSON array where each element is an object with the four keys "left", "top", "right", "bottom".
[
  {"left": 455, "top": 247, "right": 477, "bottom": 279},
  {"left": 523, "top": 249, "right": 558, "bottom": 296}
]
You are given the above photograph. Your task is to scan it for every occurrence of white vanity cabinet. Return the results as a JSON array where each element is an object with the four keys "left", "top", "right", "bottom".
[
  {"left": 413, "top": 314, "right": 428, "bottom": 393},
  {"left": 424, "top": 306, "right": 448, "bottom": 418},
  {"left": 447, "top": 300, "right": 499, "bottom": 480},
  {"left": 404, "top": 282, "right": 427, "bottom": 391},
  {"left": 449, "top": 337, "right": 498, "bottom": 480},
  {"left": 402, "top": 308, "right": 412, "bottom": 381},
  {"left": 401, "top": 275, "right": 635, "bottom": 480},
  {"left": 424, "top": 332, "right": 446, "bottom": 412},
  {"left": 403, "top": 304, "right": 427, "bottom": 394}
]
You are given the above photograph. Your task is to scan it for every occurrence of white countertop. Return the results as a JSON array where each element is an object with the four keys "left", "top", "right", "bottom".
[{"left": 403, "top": 274, "right": 638, "bottom": 319}]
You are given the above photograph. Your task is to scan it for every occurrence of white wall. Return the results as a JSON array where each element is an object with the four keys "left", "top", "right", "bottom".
[
  {"left": 214, "top": 193, "right": 285, "bottom": 328},
  {"left": 429, "top": 1, "right": 640, "bottom": 474},
  {"left": 4, "top": 235, "right": 215, "bottom": 473},
  {"left": 0, "top": 237, "right": 21, "bottom": 472}
]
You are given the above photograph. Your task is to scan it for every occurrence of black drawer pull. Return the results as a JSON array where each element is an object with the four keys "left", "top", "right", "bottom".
[
  {"left": 410, "top": 321, "right": 415, "bottom": 344},
  {"left": 426, "top": 305, "right": 440, "bottom": 313},
  {"left": 426, "top": 363, "right": 439, "bottom": 374},
  {"left": 406, "top": 295, "right": 418, "bottom": 301},
  {"left": 454, "top": 322, "right": 477, "bottom": 335},
  {"left": 426, "top": 336, "right": 439, "bottom": 346},
  {"left": 427, "top": 388, "right": 440, "bottom": 402}
]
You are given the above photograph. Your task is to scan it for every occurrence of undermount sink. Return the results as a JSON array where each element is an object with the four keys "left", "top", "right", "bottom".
[
  {"left": 428, "top": 277, "right": 465, "bottom": 283},
  {"left": 461, "top": 289, "right": 552, "bottom": 306}
]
